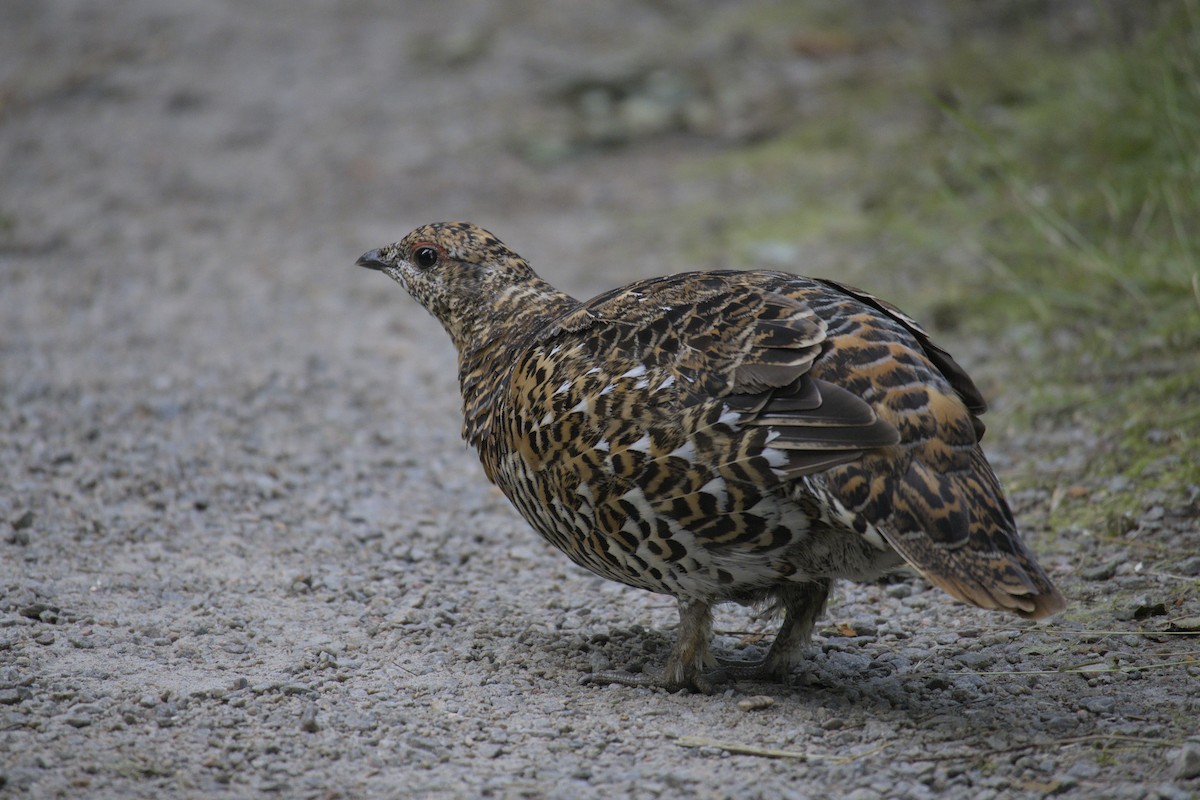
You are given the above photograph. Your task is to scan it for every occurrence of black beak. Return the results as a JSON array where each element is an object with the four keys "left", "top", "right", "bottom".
[{"left": 356, "top": 249, "right": 388, "bottom": 270}]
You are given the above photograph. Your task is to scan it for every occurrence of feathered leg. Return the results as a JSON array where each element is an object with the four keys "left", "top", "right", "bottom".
[{"left": 717, "top": 579, "right": 832, "bottom": 681}]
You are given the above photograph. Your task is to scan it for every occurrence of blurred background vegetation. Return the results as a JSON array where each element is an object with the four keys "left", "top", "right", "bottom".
[{"left": 651, "top": 0, "right": 1200, "bottom": 545}]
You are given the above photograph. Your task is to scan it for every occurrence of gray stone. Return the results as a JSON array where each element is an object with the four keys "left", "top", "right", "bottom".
[
  {"left": 1081, "top": 695, "right": 1117, "bottom": 714},
  {"left": 1081, "top": 561, "right": 1118, "bottom": 581},
  {"left": 1173, "top": 741, "right": 1200, "bottom": 780},
  {"left": 300, "top": 705, "right": 320, "bottom": 733},
  {"left": 1177, "top": 556, "right": 1200, "bottom": 577},
  {"left": 1155, "top": 783, "right": 1194, "bottom": 800}
]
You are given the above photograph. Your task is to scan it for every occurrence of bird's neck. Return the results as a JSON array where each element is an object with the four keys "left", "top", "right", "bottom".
[{"left": 454, "top": 278, "right": 578, "bottom": 454}]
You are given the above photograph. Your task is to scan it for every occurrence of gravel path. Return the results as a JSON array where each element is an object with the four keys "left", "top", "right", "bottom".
[{"left": 3, "top": 2, "right": 1198, "bottom": 798}]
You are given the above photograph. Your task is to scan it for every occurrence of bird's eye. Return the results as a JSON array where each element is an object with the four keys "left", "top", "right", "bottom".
[{"left": 414, "top": 246, "right": 439, "bottom": 269}]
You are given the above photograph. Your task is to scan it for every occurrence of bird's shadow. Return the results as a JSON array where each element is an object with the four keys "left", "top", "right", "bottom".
[{"left": 569, "top": 624, "right": 1100, "bottom": 751}]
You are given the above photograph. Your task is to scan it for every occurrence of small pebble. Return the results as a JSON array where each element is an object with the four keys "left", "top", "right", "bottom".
[
  {"left": 1173, "top": 741, "right": 1200, "bottom": 780},
  {"left": 956, "top": 652, "right": 995, "bottom": 670},
  {"left": 1081, "top": 696, "right": 1117, "bottom": 714},
  {"left": 1080, "top": 561, "right": 1118, "bottom": 581},
  {"left": 1133, "top": 602, "right": 1168, "bottom": 620},
  {"left": 300, "top": 705, "right": 320, "bottom": 733},
  {"left": 845, "top": 788, "right": 880, "bottom": 800},
  {"left": 736, "top": 695, "right": 774, "bottom": 712},
  {"left": 1067, "top": 760, "right": 1100, "bottom": 779},
  {"left": 1156, "top": 784, "right": 1194, "bottom": 800},
  {"left": 155, "top": 703, "right": 178, "bottom": 728},
  {"left": 65, "top": 704, "right": 98, "bottom": 728}
]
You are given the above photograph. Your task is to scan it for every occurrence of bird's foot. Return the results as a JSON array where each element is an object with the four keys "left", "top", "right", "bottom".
[{"left": 708, "top": 655, "right": 789, "bottom": 685}]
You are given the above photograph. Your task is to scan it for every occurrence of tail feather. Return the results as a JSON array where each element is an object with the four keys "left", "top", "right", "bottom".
[{"left": 882, "top": 458, "right": 1066, "bottom": 620}]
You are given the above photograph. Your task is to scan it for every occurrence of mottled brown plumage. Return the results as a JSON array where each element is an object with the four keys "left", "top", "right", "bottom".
[{"left": 357, "top": 221, "right": 1066, "bottom": 691}]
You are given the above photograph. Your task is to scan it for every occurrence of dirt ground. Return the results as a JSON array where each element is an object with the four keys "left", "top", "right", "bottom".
[{"left": 2, "top": 1, "right": 1198, "bottom": 798}]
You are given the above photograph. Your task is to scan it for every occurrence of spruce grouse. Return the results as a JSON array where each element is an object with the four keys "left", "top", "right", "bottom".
[{"left": 357, "top": 221, "right": 1065, "bottom": 691}]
